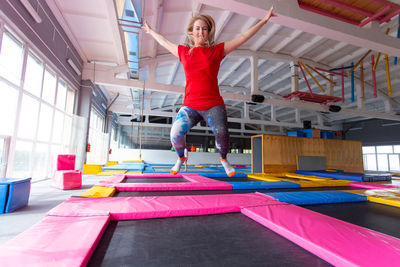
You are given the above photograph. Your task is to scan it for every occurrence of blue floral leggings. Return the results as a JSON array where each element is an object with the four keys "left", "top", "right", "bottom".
[{"left": 170, "top": 106, "right": 229, "bottom": 159}]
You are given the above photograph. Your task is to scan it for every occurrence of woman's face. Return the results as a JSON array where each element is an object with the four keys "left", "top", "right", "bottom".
[{"left": 192, "top": 19, "right": 209, "bottom": 46}]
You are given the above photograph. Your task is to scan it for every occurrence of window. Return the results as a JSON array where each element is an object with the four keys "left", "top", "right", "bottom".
[
  {"left": 56, "top": 80, "right": 67, "bottom": 110},
  {"left": 65, "top": 88, "right": 75, "bottom": 114},
  {"left": 376, "top": 145, "right": 393, "bottom": 154},
  {"left": 362, "top": 146, "right": 375, "bottom": 154},
  {"left": 377, "top": 154, "right": 389, "bottom": 171},
  {"left": 52, "top": 110, "right": 64, "bottom": 143},
  {"left": 24, "top": 52, "right": 44, "bottom": 97},
  {"left": 12, "top": 140, "right": 33, "bottom": 178},
  {"left": 32, "top": 143, "right": 49, "bottom": 180},
  {"left": 17, "top": 94, "right": 40, "bottom": 139},
  {"left": 0, "top": 81, "right": 19, "bottom": 135},
  {"left": 0, "top": 27, "right": 79, "bottom": 180},
  {"left": 389, "top": 154, "right": 400, "bottom": 171},
  {"left": 363, "top": 154, "right": 377, "bottom": 171},
  {"left": 37, "top": 103, "right": 53, "bottom": 142},
  {"left": 42, "top": 68, "right": 57, "bottom": 104},
  {"left": 0, "top": 30, "right": 24, "bottom": 85},
  {"left": 362, "top": 145, "right": 400, "bottom": 172}
]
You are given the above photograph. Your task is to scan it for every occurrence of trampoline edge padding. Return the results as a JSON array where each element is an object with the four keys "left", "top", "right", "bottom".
[
  {"left": 241, "top": 204, "right": 400, "bottom": 267},
  {"left": 47, "top": 193, "right": 283, "bottom": 220},
  {"left": 264, "top": 191, "right": 367, "bottom": 205},
  {"left": 0, "top": 215, "right": 110, "bottom": 266}
]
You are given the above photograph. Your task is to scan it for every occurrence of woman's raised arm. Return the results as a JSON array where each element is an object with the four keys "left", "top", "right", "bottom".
[
  {"left": 224, "top": 6, "right": 276, "bottom": 56},
  {"left": 142, "top": 21, "right": 179, "bottom": 58}
]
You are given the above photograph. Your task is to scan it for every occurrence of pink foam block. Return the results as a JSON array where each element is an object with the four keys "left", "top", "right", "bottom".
[
  {"left": 98, "top": 174, "right": 126, "bottom": 184},
  {"left": 0, "top": 215, "right": 110, "bottom": 267},
  {"left": 51, "top": 170, "right": 82, "bottom": 190},
  {"left": 349, "top": 182, "right": 397, "bottom": 189},
  {"left": 48, "top": 193, "right": 282, "bottom": 220},
  {"left": 54, "top": 154, "right": 76, "bottom": 171},
  {"left": 242, "top": 204, "right": 400, "bottom": 266}
]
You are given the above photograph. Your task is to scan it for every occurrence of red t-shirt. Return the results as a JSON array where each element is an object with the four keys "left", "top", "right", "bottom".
[{"left": 178, "top": 42, "right": 225, "bottom": 110}]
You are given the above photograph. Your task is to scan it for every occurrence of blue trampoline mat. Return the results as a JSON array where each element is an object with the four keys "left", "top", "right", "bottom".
[
  {"left": 198, "top": 172, "right": 247, "bottom": 178},
  {"left": 229, "top": 181, "right": 300, "bottom": 190},
  {"left": 264, "top": 190, "right": 367, "bottom": 205}
]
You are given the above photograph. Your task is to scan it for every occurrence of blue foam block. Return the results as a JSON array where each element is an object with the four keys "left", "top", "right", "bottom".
[
  {"left": 0, "top": 184, "right": 9, "bottom": 214},
  {"left": 229, "top": 181, "right": 300, "bottom": 190},
  {"left": 296, "top": 170, "right": 364, "bottom": 181},
  {"left": 264, "top": 190, "right": 367, "bottom": 205},
  {"left": 0, "top": 178, "right": 31, "bottom": 213}
]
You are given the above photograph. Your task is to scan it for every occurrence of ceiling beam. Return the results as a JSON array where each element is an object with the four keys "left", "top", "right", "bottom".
[{"left": 197, "top": 0, "right": 400, "bottom": 57}]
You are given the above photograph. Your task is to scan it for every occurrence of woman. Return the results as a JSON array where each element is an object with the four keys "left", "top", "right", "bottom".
[{"left": 142, "top": 6, "right": 276, "bottom": 176}]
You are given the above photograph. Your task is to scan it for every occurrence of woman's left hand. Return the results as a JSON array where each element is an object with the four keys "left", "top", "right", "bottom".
[{"left": 263, "top": 6, "right": 277, "bottom": 22}]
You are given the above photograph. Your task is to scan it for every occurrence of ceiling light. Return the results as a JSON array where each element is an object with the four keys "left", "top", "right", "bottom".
[
  {"left": 19, "top": 0, "right": 42, "bottom": 23},
  {"left": 67, "top": 58, "right": 81, "bottom": 76}
]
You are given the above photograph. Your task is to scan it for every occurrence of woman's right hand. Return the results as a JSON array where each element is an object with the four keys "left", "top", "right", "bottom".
[{"left": 141, "top": 21, "right": 152, "bottom": 34}]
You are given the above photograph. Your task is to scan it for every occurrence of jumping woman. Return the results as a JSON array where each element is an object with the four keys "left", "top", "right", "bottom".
[{"left": 142, "top": 6, "right": 276, "bottom": 176}]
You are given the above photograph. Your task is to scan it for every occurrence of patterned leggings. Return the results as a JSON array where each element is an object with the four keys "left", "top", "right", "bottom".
[{"left": 170, "top": 106, "right": 229, "bottom": 159}]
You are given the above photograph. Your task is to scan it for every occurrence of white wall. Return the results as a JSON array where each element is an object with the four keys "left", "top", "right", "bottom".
[{"left": 109, "top": 149, "right": 251, "bottom": 165}]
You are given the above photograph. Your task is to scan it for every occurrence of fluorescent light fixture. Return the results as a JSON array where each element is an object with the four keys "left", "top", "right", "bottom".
[
  {"left": 67, "top": 58, "right": 81, "bottom": 76},
  {"left": 20, "top": 0, "right": 42, "bottom": 23},
  {"left": 89, "top": 60, "right": 117, "bottom": 66}
]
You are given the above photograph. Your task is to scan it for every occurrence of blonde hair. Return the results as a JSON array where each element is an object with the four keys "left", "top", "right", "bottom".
[{"left": 186, "top": 14, "right": 216, "bottom": 48}]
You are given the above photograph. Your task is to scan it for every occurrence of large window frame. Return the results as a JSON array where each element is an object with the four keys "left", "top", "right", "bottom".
[
  {"left": 0, "top": 22, "right": 78, "bottom": 180},
  {"left": 362, "top": 145, "right": 400, "bottom": 172}
]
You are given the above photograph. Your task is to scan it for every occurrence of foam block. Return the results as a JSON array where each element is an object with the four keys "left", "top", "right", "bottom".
[
  {"left": 51, "top": 170, "right": 82, "bottom": 190},
  {"left": 82, "top": 164, "right": 102, "bottom": 174},
  {"left": 0, "top": 215, "right": 110, "bottom": 266},
  {"left": 0, "top": 184, "right": 9, "bottom": 213},
  {"left": 0, "top": 178, "right": 31, "bottom": 213},
  {"left": 54, "top": 154, "right": 75, "bottom": 171}
]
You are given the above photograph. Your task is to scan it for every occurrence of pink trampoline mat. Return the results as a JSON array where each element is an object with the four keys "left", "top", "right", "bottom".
[{"left": 97, "top": 173, "right": 233, "bottom": 191}]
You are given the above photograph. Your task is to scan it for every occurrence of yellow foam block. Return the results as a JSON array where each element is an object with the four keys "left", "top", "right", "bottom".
[
  {"left": 74, "top": 186, "right": 116, "bottom": 198},
  {"left": 107, "top": 161, "right": 119, "bottom": 166},
  {"left": 123, "top": 160, "right": 144, "bottom": 163},
  {"left": 275, "top": 178, "right": 351, "bottom": 187},
  {"left": 247, "top": 173, "right": 282, "bottom": 181},
  {"left": 97, "top": 170, "right": 127, "bottom": 176},
  {"left": 284, "top": 173, "right": 331, "bottom": 181},
  {"left": 126, "top": 171, "right": 142, "bottom": 174},
  {"left": 82, "top": 164, "right": 103, "bottom": 174}
]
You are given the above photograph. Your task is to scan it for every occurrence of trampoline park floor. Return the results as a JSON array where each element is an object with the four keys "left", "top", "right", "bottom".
[{"left": 2, "top": 163, "right": 400, "bottom": 266}]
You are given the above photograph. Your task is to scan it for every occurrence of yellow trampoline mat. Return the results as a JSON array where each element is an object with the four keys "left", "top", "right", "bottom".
[
  {"left": 342, "top": 188, "right": 400, "bottom": 208},
  {"left": 248, "top": 173, "right": 351, "bottom": 187},
  {"left": 126, "top": 171, "right": 142, "bottom": 174},
  {"left": 74, "top": 186, "right": 116, "bottom": 198}
]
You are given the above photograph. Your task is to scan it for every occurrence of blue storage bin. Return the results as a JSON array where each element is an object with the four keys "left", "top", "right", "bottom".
[{"left": 321, "top": 131, "right": 334, "bottom": 139}]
